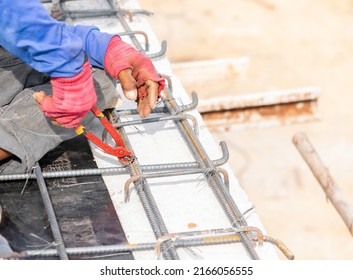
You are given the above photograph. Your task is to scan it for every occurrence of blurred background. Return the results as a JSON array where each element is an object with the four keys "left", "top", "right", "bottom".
[{"left": 139, "top": 0, "right": 353, "bottom": 259}]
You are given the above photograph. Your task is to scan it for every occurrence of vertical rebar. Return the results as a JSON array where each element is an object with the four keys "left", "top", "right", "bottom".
[
  {"left": 113, "top": 0, "right": 179, "bottom": 260},
  {"left": 116, "top": 125, "right": 180, "bottom": 260},
  {"left": 162, "top": 90, "right": 260, "bottom": 260},
  {"left": 33, "top": 162, "right": 69, "bottom": 260}
]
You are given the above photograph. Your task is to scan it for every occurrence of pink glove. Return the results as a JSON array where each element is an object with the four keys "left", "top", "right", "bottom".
[
  {"left": 36, "top": 60, "right": 97, "bottom": 128},
  {"left": 104, "top": 36, "right": 165, "bottom": 117}
]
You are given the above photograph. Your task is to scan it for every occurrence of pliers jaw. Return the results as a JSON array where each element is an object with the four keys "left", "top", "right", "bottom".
[{"left": 76, "top": 106, "right": 134, "bottom": 166}]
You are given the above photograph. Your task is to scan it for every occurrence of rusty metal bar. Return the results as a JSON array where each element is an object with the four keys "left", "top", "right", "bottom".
[
  {"left": 293, "top": 132, "right": 353, "bottom": 236},
  {"left": 198, "top": 87, "right": 321, "bottom": 131}
]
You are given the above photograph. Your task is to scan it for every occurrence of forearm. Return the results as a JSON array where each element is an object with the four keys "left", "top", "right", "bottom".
[{"left": 0, "top": 0, "right": 84, "bottom": 77}]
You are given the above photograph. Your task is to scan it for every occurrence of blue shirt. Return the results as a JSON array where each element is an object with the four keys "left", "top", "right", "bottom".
[{"left": 0, "top": 0, "right": 114, "bottom": 77}]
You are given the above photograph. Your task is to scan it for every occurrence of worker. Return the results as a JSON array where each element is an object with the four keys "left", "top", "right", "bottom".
[{"left": 0, "top": 0, "right": 165, "bottom": 174}]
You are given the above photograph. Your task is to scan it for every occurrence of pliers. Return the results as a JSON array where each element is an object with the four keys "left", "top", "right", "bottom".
[{"left": 75, "top": 105, "right": 134, "bottom": 165}]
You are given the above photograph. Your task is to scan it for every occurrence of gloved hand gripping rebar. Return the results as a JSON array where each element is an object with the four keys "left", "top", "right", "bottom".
[{"left": 75, "top": 105, "right": 133, "bottom": 165}]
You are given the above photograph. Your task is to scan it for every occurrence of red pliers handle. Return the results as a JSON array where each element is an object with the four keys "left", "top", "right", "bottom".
[{"left": 76, "top": 105, "right": 133, "bottom": 165}]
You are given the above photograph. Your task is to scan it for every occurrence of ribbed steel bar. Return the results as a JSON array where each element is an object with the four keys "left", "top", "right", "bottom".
[
  {"left": 124, "top": 168, "right": 214, "bottom": 202},
  {"left": 50, "top": 5, "right": 153, "bottom": 21},
  {"left": 114, "top": 92, "right": 198, "bottom": 118},
  {"left": 33, "top": 162, "right": 69, "bottom": 260},
  {"left": 116, "top": 121, "right": 180, "bottom": 259},
  {"left": 146, "top": 40, "right": 167, "bottom": 60},
  {"left": 118, "top": 9, "right": 154, "bottom": 20},
  {"left": 23, "top": 229, "right": 294, "bottom": 260},
  {"left": 162, "top": 88, "right": 260, "bottom": 260},
  {"left": 115, "top": 107, "right": 166, "bottom": 117},
  {"left": 174, "top": 91, "right": 199, "bottom": 113},
  {"left": 110, "top": 4, "right": 179, "bottom": 256},
  {"left": 113, "top": 5, "right": 238, "bottom": 248},
  {"left": 65, "top": 9, "right": 119, "bottom": 19},
  {"left": 113, "top": 1, "right": 143, "bottom": 52},
  {"left": 118, "top": 31, "right": 149, "bottom": 52},
  {"left": 110, "top": 113, "right": 198, "bottom": 136},
  {"left": 39, "top": 0, "right": 255, "bottom": 260},
  {"left": 0, "top": 141, "right": 228, "bottom": 181}
]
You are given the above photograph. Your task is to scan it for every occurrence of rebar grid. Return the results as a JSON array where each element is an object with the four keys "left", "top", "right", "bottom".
[{"left": 1, "top": 0, "right": 295, "bottom": 261}]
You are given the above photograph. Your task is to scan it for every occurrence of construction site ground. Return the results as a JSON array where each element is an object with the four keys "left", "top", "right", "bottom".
[{"left": 140, "top": 0, "right": 353, "bottom": 259}]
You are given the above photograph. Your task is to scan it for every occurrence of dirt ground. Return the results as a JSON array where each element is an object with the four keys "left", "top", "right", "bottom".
[{"left": 139, "top": 0, "right": 353, "bottom": 259}]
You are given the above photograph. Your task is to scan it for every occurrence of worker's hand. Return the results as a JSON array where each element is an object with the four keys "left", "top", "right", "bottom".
[
  {"left": 104, "top": 36, "right": 165, "bottom": 118},
  {"left": 33, "top": 60, "right": 97, "bottom": 128}
]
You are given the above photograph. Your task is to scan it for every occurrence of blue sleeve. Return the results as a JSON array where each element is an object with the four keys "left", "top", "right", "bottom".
[
  {"left": 64, "top": 25, "right": 115, "bottom": 69},
  {"left": 0, "top": 0, "right": 85, "bottom": 77}
]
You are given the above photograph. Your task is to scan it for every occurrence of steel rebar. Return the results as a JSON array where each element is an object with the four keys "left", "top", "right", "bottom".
[
  {"left": 0, "top": 141, "right": 228, "bottom": 182},
  {"left": 116, "top": 124, "right": 180, "bottom": 260},
  {"left": 23, "top": 228, "right": 294, "bottom": 259},
  {"left": 36, "top": 0, "right": 259, "bottom": 260},
  {"left": 162, "top": 89, "right": 260, "bottom": 260},
  {"left": 111, "top": 113, "right": 198, "bottom": 136},
  {"left": 33, "top": 162, "right": 68, "bottom": 260},
  {"left": 124, "top": 168, "right": 214, "bottom": 202},
  {"left": 114, "top": 92, "right": 198, "bottom": 118}
]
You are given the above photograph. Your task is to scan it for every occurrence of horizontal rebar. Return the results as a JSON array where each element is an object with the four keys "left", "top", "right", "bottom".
[
  {"left": 59, "top": 8, "right": 153, "bottom": 20},
  {"left": 124, "top": 168, "right": 214, "bottom": 202},
  {"left": 0, "top": 141, "right": 228, "bottom": 181},
  {"left": 113, "top": 91, "right": 198, "bottom": 117},
  {"left": 23, "top": 228, "right": 294, "bottom": 260},
  {"left": 111, "top": 113, "right": 198, "bottom": 136}
]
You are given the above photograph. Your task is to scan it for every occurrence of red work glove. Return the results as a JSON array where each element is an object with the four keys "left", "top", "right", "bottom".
[
  {"left": 104, "top": 36, "right": 165, "bottom": 118},
  {"left": 33, "top": 60, "right": 97, "bottom": 128}
]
